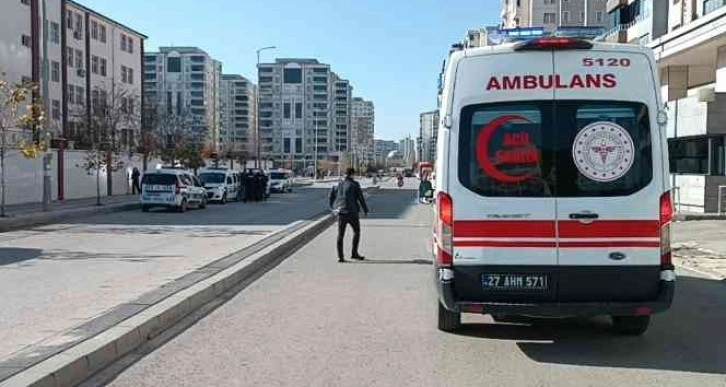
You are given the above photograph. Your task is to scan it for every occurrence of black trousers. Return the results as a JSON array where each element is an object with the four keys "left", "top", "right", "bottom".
[
  {"left": 337, "top": 213, "right": 361, "bottom": 259},
  {"left": 132, "top": 180, "right": 140, "bottom": 195}
]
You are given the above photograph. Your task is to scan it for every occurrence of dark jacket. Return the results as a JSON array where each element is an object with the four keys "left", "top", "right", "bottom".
[{"left": 329, "top": 177, "right": 369, "bottom": 216}]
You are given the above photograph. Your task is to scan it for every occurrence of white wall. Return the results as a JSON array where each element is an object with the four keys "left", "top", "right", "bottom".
[
  {"left": 0, "top": 150, "right": 162, "bottom": 206},
  {"left": 673, "top": 175, "right": 706, "bottom": 213}
]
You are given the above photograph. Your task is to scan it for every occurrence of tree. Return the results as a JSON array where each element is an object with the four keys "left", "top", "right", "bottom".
[
  {"left": 152, "top": 108, "right": 206, "bottom": 170},
  {"left": 71, "top": 84, "right": 140, "bottom": 205},
  {"left": 0, "top": 74, "right": 45, "bottom": 217}
]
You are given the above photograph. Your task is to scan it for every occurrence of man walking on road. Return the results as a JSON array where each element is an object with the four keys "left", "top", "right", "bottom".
[{"left": 329, "top": 168, "right": 369, "bottom": 263}]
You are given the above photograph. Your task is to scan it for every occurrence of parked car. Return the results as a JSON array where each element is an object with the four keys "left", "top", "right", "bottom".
[
  {"left": 268, "top": 169, "right": 294, "bottom": 193},
  {"left": 140, "top": 168, "right": 207, "bottom": 212},
  {"left": 198, "top": 167, "right": 241, "bottom": 204}
]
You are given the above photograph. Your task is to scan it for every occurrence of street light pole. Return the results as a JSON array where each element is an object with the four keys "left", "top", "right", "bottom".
[
  {"left": 255, "top": 46, "right": 276, "bottom": 170},
  {"left": 313, "top": 108, "right": 318, "bottom": 180}
]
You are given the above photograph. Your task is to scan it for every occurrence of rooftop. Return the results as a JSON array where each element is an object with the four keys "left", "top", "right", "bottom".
[{"left": 68, "top": 0, "right": 147, "bottom": 39}]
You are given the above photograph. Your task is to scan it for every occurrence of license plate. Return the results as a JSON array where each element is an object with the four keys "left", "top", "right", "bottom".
[{"left": 481, "top": 274, "right": 549, "bottom": 291}]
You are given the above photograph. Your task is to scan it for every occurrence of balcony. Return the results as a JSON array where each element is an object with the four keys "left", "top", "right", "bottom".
[{"left": 603, "top": 24, "right": 628, "bottom": 43}]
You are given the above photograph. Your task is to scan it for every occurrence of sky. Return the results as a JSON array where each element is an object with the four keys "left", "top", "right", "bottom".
[{"left": 78, "top": 0, "right": 500, "bottom": 141}]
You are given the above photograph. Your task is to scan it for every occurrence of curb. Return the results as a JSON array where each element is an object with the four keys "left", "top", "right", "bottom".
[
  {"left": 0, "top": 213, "right": 335, "bottom": 387},
  {"left": 674, "top": 213, "right": 726, "bottom": 221},
  {"left": 674, "top": 263, "right": 726, "bottom": 281},
  {"left": 0, "top": 202, "right": 139, "bottom": 233}
]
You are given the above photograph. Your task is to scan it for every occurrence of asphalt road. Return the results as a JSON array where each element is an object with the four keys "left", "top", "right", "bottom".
[
  {"left": 104, "top": 184, "right": 726, "bottom": 387},
  {"left": 0, "top": 186, "right": 334, "bottom": 364}
]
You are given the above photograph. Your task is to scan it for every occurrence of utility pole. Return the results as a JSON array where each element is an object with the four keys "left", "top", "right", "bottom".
[{"left": 313, "top": 107, "right": 318, "bottom": 181}]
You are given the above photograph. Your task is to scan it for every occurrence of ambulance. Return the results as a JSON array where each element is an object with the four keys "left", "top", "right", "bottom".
[{"left": 433, "top": 30, "right": 674, "bottom": 335}]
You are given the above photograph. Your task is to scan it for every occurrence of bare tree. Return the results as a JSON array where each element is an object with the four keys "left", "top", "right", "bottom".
[
  {"left": 71, "top": 84, "right": 140, "bottom": 205},
  {"left": 0, "top": 74, "right": 45, "bottom": 217}
]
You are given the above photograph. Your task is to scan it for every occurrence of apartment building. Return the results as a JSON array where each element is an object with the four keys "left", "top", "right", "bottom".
[
  {"left": 332, "top": 73, "right": 352, "bottom": 156},
  {"left": 501, "top": 0, "right": 610, "bottom": 31},
  {"left": 257, "top": 58, "right": 355, "bottom": 170},
  {"left": 220, "top": 74, "right": 256, "bottom": 156},
  {"left": 419, "top": 110, "right": 438, "bottom": 164},
  {"left": 65, "top": 1, "right": 146, "bottom": 150},
  {"left": 350, "top": 97, "right": 375, "bottom": 166},
  {"left": 374, "top": 139, "right": 399, "bottom": 165},
  {"left": 144, "top": 47, "right": 222, "bottom": 149},
  {"left": 605, "top": 0, "right": 726, "bottom": 213},
  {"left": 0, "top": 0, "right": 145, "bottom": 147},
  {"left": 399, "top": 136, "right": 415, "bottom": 166}
]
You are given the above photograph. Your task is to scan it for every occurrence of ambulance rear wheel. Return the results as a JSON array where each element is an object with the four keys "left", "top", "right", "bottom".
[
  {"left": 438, "top": 302, "right": 461, "bottom": 332},
  {"left": 612, "top": 315, "right": 650, "bottom": 336}
]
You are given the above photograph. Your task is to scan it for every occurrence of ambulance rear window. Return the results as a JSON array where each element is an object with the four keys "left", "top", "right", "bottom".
[{"left": 458, "top": 101, "right": 653, "bottom": 197}]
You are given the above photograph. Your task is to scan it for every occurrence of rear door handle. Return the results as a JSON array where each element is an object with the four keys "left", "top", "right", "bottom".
[{"left": 569, "top": 212, "right": 599, "bottom": 220}]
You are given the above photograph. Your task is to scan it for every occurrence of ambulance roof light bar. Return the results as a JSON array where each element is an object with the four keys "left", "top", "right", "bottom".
[
  {"left": 514, "top": 37, "right": 593, "bottom": 51},
  {"left": 495, "top": 26, "right": 605, "bottom": 45}
]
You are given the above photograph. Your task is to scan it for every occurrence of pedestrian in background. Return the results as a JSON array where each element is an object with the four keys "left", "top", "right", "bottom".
[
  {"left": 329, "top": 168, "right": 369, "bottom": 263},
  {"left": 131, "top": 167, "right": 141, "bottom": 195}
]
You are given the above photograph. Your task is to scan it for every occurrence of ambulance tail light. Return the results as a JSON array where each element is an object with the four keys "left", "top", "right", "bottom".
[
  {"left": 514, "top": 37, "right": 593, "bottom": 51},
  {"left": 437, "top": 192, "right": 453, "bottom": 267},
  {"left": 660, "top": 191, "right": 673, "bottom": 270}
]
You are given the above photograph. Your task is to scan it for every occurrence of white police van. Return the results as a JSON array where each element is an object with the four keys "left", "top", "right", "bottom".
[
  {"left": 198, "top": 167, "right": 241, "bottom": 204},
  {"left": 268, "top": 169, "right": 294, "bottom": 193},
  {"left": 434, "top": 28, "right": 674, "bottom": 335},
  {"left": 140, "top": 168, "right": 207, "bottom": 212}
]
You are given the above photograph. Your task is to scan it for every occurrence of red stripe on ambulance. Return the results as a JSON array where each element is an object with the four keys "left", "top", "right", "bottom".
[{"left": 454, "top": 220, "right": 659, "bottom": 239}]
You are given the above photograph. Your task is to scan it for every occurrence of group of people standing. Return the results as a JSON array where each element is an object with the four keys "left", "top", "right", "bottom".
[{"left": 242, "top": 170, "right": 269, "bottom": 202}]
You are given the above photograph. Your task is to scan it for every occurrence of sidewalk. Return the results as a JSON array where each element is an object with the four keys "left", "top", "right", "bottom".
[
  {"left": 673, "top": 220, "right": 726, "bottom": 280},
  {"left": 0, "top": 195, "right": 139, "bottom": 233}
]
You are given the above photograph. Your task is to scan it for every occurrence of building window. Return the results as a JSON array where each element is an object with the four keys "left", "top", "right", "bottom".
[
  {"left": 283, "top": 68, "right": 302, "bottom": 84},
  {"left": 76, "top": 86, "right": 84, "bottom": 105},
  {"left": 66, "top": 10, "right": 73, "bottom": 29},
  {"left": 120, "top": 35, "right": 126, "bottom": 51},
  {"left": 669, "top": 137, "right": 710, "bottom": 174},
  {"left": 91, "top": 20, "right": 98, "bottom": 40},
  {"left": 50, "top": 22, "right": 60, "bottom": 44},
  {"left": 21, "top": 34, "right": 31, "bottom": 47},
  {"left": 121, "top": 65, "right": 127, "bottom": 83},
  {"left": 91, "top": 56, "right": 99, "bottom": 74},
  {"left": 66, "top": 47, "right": 74, "bottom": 67},
  {"left": 543, "top": 12, "right": 556, "bottom": 24},
  {"left": 580, "top": 11, "right": 585, "bottom": 21},
  {"left": 295, "top": 138, "right": 302, "bottom": 153},
  {"left": 295, "top": 102, "right": 302, "bottom": 119},
  {"left": 68, "top": 85, "right": 74, "bottom": 103},
  {"left": 51, "top": 99, "right": 60, "bottom": 120},
  {"left": 562, "top": 11, "right": 570, "bottom": 23},
  {"left": 544, "top": 0, "right": 555, "bottom": 4},
  {"left": 100, "top": 58, "right": 107, "bottom": 76},
  {"left": 99, "top": 24, "right": 106, "bottom": 43},
  {"left": 127, "top": 37, "right": 134, "bottom": 53},
  {"left": 75, "top": 49, "right": 83, "bottom": 68},
  {"left": 283, "top": 103, "right": 291, "bottom": 119},
  {"left": 167, "top": 57, "right": 181, "bottom": 73},
  {"left": 596, "top": 11, "right": 604, "bottom": 22},
  {"left": 127, "top": 67, "right": 134, "bottom": 84},
  {"left": 284, "top": 138, "right": 291, "bottom": 153},
  {"left": 75, "top": 13, "right": 82, "bottom": 37},
  {"left": 51, "top": 61, "right": 60, "bottom": 82}
]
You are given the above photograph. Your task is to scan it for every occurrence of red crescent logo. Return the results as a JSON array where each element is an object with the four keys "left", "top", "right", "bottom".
[{"left": 475, "top": 115, "right": 536, "bottom": 184}]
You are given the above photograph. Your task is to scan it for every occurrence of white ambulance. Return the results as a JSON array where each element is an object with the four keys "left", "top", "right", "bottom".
[{"left": 434, "top": 34, "right": 674, "bottom": 335}]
